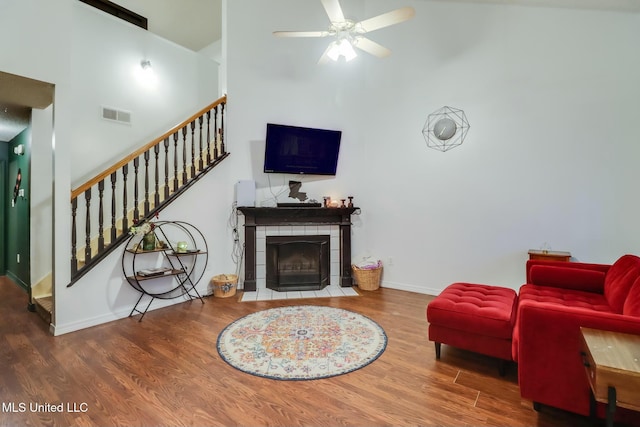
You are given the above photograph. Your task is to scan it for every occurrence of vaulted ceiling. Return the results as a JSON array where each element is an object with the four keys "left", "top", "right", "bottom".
[
  {"left": 109, "top": 0, "right": 640, "bottom": 54},
  {"left": 111, "top": 0, "right": 222, "bottom": 52},
  {"left": 2, "top": 0, "right": 638, "bottom": 142}
]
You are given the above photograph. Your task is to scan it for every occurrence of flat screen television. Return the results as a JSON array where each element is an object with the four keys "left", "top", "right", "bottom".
[{"left": 263, "top": 123, "right": 341, "bottom": 175}]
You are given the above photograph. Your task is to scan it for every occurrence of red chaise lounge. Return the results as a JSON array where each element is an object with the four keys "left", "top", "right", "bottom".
[{"left": 426, "top": 282, "right": 517, "bottom": 375}]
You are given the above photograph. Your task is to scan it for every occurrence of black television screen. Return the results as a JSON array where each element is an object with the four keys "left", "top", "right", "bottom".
[{"left": 263, "top": 123, "right": 341, "bottom": 175}]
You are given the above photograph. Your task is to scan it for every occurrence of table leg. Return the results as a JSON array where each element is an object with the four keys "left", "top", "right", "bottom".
[{"left": 606, "top": 386, "right": 616, "bottom": 427}]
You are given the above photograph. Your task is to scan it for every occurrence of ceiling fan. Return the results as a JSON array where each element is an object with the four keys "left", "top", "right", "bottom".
[{"left": 273, "top": 0, "right": 415, "bottom": 64}]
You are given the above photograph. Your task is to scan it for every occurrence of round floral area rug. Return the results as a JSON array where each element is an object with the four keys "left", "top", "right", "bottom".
[{"left": 216, "top": 305, "right": 387, "bottom": 380}]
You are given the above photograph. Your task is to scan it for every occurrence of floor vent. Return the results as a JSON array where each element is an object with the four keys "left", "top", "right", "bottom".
[{"left": 102, "top": 106, "right": 131, "bottom": 124}]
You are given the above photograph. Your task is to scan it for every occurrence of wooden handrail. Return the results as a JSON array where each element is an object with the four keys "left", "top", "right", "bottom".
[
  {"left": 71, "top": 95, "right": 227, "bottom": 199},
  {"left": 68, "top": 94, "right": 229, "bottom": 285}
]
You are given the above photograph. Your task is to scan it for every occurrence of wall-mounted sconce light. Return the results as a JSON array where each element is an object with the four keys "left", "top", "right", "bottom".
[
  {"left": 136, "top": 59, "right": 158, "bottom": 88},
  {"left": 13, "top": 144, "right": 25, "bottom": 155}
]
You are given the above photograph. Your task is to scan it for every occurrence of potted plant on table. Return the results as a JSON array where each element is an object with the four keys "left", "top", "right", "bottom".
[{"left": 129, "top": 213, "right": 159, "bottom": 251}]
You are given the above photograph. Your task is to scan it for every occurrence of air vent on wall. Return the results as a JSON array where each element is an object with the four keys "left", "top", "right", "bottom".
[{"left": 102, "top": 106, "right": 131, "bottom": 124}]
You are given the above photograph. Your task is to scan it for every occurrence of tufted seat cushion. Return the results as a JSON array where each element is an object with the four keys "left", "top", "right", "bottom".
[
  {"left": 427, "top": 282, "right": 518, "bottom": 339},
  {"left": 427, "top": 283, "right": 518, "bottom": 362},
  {"left": 512, "top": 284, "right": 615, "bottom": 362},
  {"left": 518, "top": 284, "right": 614, "bottom": 313}
]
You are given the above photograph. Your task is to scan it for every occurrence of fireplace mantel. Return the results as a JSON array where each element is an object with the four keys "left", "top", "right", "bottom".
[{"left": 238, "top": 207, "right": 359, "bottom": 292}]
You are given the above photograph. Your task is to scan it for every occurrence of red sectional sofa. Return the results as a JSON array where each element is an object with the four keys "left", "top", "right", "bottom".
[
  {"left": 427, "top": 254, "right": 640, "bottom": 419},
  {"left": 515, "top": 254, "right": 640, "bottom": 417}
]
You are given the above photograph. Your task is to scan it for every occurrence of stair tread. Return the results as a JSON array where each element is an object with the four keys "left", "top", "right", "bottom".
[
  {"left": 35, "top": 296, "right": 53, "bottom": 313},
  {"left": 34, "top": 296, "right": 52, "bottom": 325}
]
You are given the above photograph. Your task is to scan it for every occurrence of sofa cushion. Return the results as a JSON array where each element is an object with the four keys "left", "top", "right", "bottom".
[
  {"left": 526, "top": 259, "right": 610, "bottom": 284},
  {"left": 518, "top": 284, "right": 614, "bottom": 313},
  {"left": 604, "top": 254, "right": 640, "bottom": 313},
  {"left": 623, "top": 276, "right": 640, "bottom": 317},
  {"left": 512, "top": 284, "right": 616, "bottom": 362},
  {"left": 529, "top": 265, "right": 605, "bottom": 293}
]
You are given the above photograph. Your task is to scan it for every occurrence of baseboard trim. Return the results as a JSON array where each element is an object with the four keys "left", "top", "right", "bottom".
[
  {"left": 380, "top": 280, "right": 442, "bottom": 296},
  {"left": 50, "top": 296, "right": 192, "bottom": 336},
  {"left": 6, "top": 271, "right": 29, "bottom": 292}
]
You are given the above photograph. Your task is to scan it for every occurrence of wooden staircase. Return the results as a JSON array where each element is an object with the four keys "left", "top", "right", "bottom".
[{"left": 33, "top": 95, "right": 229, "bottom": 324}]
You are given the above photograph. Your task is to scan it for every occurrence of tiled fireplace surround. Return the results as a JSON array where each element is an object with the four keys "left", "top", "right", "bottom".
[
  {"left": 238, "top": 207, "right": 358, "bottom": 299},
  {"left": 258, "top": 225, "right": 340, "bottom": 290}
]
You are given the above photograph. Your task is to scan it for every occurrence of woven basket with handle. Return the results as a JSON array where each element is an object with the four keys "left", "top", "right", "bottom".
[
  {"left": 351, "top": 265, "right": 382, "bottom": 291},
  {"left": 211, "top": 274, "right": 238, "bottom": 298}
]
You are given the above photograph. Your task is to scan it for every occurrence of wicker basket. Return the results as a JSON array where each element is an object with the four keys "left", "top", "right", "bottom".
[
  {"left": 351, "top": 265, "right": 382, "bottom": 291},
  {"left": 211, "top": 274, "right": 238, "bottom": 298}
]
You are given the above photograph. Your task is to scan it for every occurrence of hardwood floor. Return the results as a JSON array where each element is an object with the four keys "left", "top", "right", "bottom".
[{"left": 0, "top": 276, "right": 595, "bottom": 427}]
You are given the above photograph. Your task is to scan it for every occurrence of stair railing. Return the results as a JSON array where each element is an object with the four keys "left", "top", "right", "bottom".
[{"left": 68, "top": 95, "right": 228, "bottom": 286}]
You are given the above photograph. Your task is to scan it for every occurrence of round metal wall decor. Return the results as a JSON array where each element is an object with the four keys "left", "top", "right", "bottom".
[{"left": 423, "top": 106, "right": 470, "bottom": 152}]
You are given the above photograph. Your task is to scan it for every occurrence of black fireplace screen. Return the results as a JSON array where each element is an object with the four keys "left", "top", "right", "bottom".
[{"left": 266, "top": 235, "right": 330, "bottom": 291}]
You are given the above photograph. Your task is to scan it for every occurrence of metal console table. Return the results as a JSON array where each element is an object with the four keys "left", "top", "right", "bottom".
[{"left": 122, "top": 221, "right": 207, "bottom": 321}]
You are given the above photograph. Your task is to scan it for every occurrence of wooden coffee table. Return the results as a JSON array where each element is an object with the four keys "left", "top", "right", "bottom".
[{"left": 580, "top": 327, "right": 640, "bottom": 427}]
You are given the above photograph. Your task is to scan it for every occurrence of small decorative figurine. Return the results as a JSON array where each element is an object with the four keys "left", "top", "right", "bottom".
[{"left": 176, "top": 241, "right": 188, "bottom": 253}]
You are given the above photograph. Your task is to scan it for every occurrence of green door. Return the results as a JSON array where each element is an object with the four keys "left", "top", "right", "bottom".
[
  {"left": 0, "top": 141, "right": 7, "bottom": 274},
  {"left": 5, "top": 131, "right": 30, "bottom": 290}
]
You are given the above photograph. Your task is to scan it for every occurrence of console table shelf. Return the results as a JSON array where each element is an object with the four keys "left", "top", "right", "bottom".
[
  {"left": 122, "top": 221, "right": 208, "bottom": 321},
  {"left": 127, "top": 268, "right": 185, "bottom": 282}
]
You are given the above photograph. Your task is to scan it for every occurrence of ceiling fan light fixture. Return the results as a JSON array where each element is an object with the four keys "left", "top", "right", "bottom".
[
  {"left": 274, "top": 0, "right": 415, "bottom": 64},
  {"left": 327, "top": 41, "right": 340, "bottom": 61},
  {"left": 327, "top": 39, "right": 357, "bottom": 62}
]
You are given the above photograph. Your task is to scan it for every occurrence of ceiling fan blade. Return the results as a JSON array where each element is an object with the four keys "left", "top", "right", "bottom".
[
  {"left": 273, "top": 30, "right": 329, "bottom": 38},
  {"left": 358, "top": 6, "right": 415, "bottom": 33},
  {"left": 321, "top": 0, "right": 345, "bottom": 23},
  {"left": 353, "top": 37, "right": 391, "bottom": 58}
]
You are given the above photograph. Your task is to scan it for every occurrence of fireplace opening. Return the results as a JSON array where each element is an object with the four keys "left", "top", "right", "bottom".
[{"left": 266, "top": 235, "right": 330, "bottom": 291}]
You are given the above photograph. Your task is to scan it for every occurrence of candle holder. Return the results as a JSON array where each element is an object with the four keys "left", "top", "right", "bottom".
[
  {"left": 340, "top": 199, "right": 346, "bottom": 208},
  {"left": 348, "top": 196, "right": 354, "bottom": 208}
]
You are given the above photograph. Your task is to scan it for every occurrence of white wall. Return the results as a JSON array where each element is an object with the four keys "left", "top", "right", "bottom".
[
  {"left": 225, "top": 0, "right": 640, "bottom": 295},
  {"left": 30, "top": 106, "right": 54, "bottom": 286},
  {"left": 69, "top": 3, "right": 219, "bottom": 184}
]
